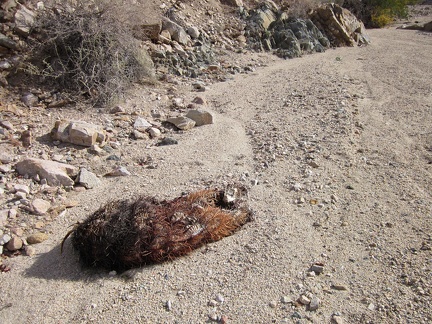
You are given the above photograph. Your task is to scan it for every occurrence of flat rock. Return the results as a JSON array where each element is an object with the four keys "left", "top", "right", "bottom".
[
  {"left": 27, "top": 232, "right": 49, "bottom": 244},
  {"left": 186, "top": 109, "right": 213, "bottom": 126},
  {"left": 167, "top": 116, "right": 196, "bottom": 130},
  {"left": 14, "top": 184, "right": 30, "bottom": 195},
  {"left": 77, "top": 168, "right": 101, "bottom": 189},
  {"left": 32, "top": 198, "right": 51, "bottom": 215},
  {"left": 16, "top": 158, "right": 78, "bottom": 187},
  {"left": 105, "top": 166, "right": 131, "bottom": 177},
  {"left": 51, "top": 120, "right": 107, "bottom": 147}
]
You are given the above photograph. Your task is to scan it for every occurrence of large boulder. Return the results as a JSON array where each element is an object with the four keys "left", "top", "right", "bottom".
[
  {"left": 16, "top": 158, "right": 78, "bottom": 187},
  {"left": 162, "top": 18, "right": 191, "bottom": 45},
  {"left": 309, "top": 3, "right": 370, "bottom": 47}
]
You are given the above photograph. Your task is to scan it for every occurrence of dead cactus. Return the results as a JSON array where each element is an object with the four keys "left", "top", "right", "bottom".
[{"left": 68, "top": 186, "right": 251, "bottom": 271}]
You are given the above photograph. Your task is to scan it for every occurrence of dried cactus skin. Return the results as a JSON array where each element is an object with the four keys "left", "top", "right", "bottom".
[{"left": 71, "top": 189, "right": 251, "bottom": 271}]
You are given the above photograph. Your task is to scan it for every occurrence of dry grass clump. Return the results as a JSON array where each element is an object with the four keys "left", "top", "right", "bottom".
[
  {"left": 25, "top": 0, "right": 155, "bottom": 105},
  {"left": 66, "top": 187, "right": 251, "bottom": 271}
]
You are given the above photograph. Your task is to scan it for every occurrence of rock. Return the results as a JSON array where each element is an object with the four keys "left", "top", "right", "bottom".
[
  {"left": 6, "top": 236, "right": 23, "bottom": 251},
  {"left": 0, "top": 210, "right": 7, "bottom": 226},
  {"left": 332, "top": 315, "right": 346, "bottom": 324},
  {"left": 311, "top": 263, "right": 324, "bottom": 274},
  {"left": 16, "top": 158, "right": 78, "bottom": 187},
  {"left": 132, "top": 21, "right": 162, "bottom": 41},
  {"left": 0, "top": 164, "right": 11, "bottom": 172},
  {"left": 310, "top": 4, "right": 370, "bottom": 47},
  {"left": 134, "top": 117, "right": 152, "bottom": 131},
  {"left": 308, "top": 297, "right": 320, "bottom": 311},
  {"left": 0, "top": 32, "right": 19, "bottom": 51},
  {"left": 0, "top": 153, "right": 13, "bottom": 164},
  {"left": 167, "top": 116, "right": 196, "bottom": 130},
  {"left": 220, "top": 0, "right": 243, "bottom": 7},
  {"left": 215, "top": 294, "right": 225, "bottom": 303},
  {"left": 192, "top": 96, "right": 207, "bottom": 105},
  {"left": 110, "top": 105, "right": 125, "bottom": 114},
  {"left": 332, "top": 283, "right": 348, "bottom": 291},
  {"left": 32, "top": 198, "right": 51, "bottom": 215},
  {"left": 133, "top": 130, "right": 149, "bottom": 140},
  {"left": 14, "top": 5, "right": 36, "bottom": 36},
  {"left": 27, "top": 232, "right": 49, "bottom": 244},
  {"left": 21, "top": 92, "right": 39, "bottom": 107},
  {"left": 0, "top": 120, "right": 14, "bottom": 130},
  {"left": 162, "top": 18, "right": 190, "bottom": 45},
  {"left": 186, "top": 109, "right": 213, "bottom": 126},
  {"left": 105, "top": 166, "right": 131, "bottom": 177},
  {"left": 0, "top": 233, "right": 11, "bottom": 245},
  {"left": 158, "top": 137, "right": 178, "bottom": 146},
  {"left": 281, "top": 296, "right": 292, "bottom": 304},
  {"left": 148, "top": 127, "right": 161, "bottom": 138},
  {"left": 14, "top": 184, "right": 30, "bottom": 195},
  {"left": 20, "top": 130, "right": 33, "bottom": 147},
  {"left": 76, "top": 168, "right": 101, "bottom": 189},
  {"left": 424, "top": 21, "right": 432, "bottom": 32},
  {"left": 187, "top": 26, "right": 200, "bottom": 39},
  {"left": 298, "top": 295, "right": 311, "bottom": 305},
  {"left": 51, "top": 120, "right": 107, "bottom": 147},
  {"left": 25, "top": 245, "right": 36, "bottom": 256}
]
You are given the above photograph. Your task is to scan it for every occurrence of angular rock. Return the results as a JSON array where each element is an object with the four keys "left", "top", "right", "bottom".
[
  {"left": 105, "top": 166, "right": 131, "bottom": 177},
  {"left": 424, "top": 21, "right": 432, "bottom": 32},
  {"left": 27, "top": 232, "right": 49, "bottom": 244},
  {"left": 76, "top": 168, "right": 101, "bottom": 189},
  {"left": 132, "top": 21, "right": 162, "bottom": 41},
  {"left": 32, "top": 198, "right": 51, "bottom": 215},
  {"left": 0, "top": 233, "right": 11, "bottom": 245},
  {"left": 51, "top": 120, "right": 107, "bottom": 147},
  {"left": 14, "top": 5, "right": 36, "bottom": 36},
  {"left": 186, "top": 110, "right": 213, "bottom": 126},
  {"left": 310, "top": 3, "right": 370, "bottom": 47},
  {"left": 167, "top": 116, "right": 196, "bottom": 130},
  {"left": 162, "top": 18, "right": 190, "bottom": 45},
  {"left": 6, "top": 236, "right": 23, "bottom": 251},
  {"left": 15, "top": 158, "right": 79, "bottom": 187},
  {"left": 134, "top": 117, "right": 152, "bottom": 131},
  {"left": 308, "top": 297, "right": 320, "bottom": 311}
]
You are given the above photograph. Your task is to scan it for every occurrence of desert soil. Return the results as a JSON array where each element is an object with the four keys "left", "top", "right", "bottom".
[{"left": 1, "top": 17, "right": 432, "bottom": 324}]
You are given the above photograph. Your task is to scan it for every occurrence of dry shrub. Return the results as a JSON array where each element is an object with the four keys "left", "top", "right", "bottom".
[
  {"left": 66, "top": 187, "right": 252, "bottom": 272},
  {"left": 25, "top": 0, "right": 155, "bottom": 105}
]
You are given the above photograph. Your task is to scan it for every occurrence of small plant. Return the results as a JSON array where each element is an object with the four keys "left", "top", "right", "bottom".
[{"left": 25, "top": 0, "right": 155, "bottom": 105}]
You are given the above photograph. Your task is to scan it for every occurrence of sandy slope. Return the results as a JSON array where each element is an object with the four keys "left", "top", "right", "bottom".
[{"left": 1, "top": 26, "right": 432, "bottom": 324}]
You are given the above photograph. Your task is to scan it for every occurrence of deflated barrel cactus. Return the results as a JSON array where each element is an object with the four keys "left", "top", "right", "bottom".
[{"left": 65, "top": 186, "right": 251, "bottom": 271}]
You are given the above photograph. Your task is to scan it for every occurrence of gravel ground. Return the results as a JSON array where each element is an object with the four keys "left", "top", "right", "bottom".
[{"left": 1, "top": 18, "right": 432, "bottom": 324}]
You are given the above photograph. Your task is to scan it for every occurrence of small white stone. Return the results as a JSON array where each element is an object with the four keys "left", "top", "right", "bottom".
[{"left": 215, "top": 293, "right": 224, "bottom": 303}]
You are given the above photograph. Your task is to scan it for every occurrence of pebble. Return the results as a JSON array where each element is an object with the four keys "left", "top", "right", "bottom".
[
  {"left": 148, "top": 127, "right": 161, "bottom": 138},
  {"left": 105, "top": 166, "right": 131, "bottom": 177},
  {"left": 281, "top": 296, "right": 292, "bottom": 304},
  {"left": 0, "top": 165, "right": 12, "bottom": 173},
  {"left": 309, "top": 296, "right": 320, "bottom": 311},
  {"left": 108, "top": 270, "right": 117, "bottom": 276},
  {"left": 311, "top": 263, "right": 324, "bottom": 274},
  {"left": 166, "top": 300, "right": 172, "bottom": 311},
  {"left": 27, "top": 232, "right": 49, "bottom": 244},
  {"left": 208, "top": 299, "right": 218, "bottom": 307},
  {"left": 298, "top": 295, "right": 311, "bottom": 305},
  {"left": 332, "top": 283, "right": 348, "bottom": 291},
  {"left": 215, "top": 293, "right": 224, "bottom": 303},
  {"left": 24, "top": 245, "right": 36, "bottom": 256},
  {"left": 269, "top": 301, "right": 277, "bottom": 308}
]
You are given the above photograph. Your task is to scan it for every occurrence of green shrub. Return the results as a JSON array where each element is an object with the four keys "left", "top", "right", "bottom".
[{"left": 25, "top": 0, "right": 155, "bottom": 106}]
